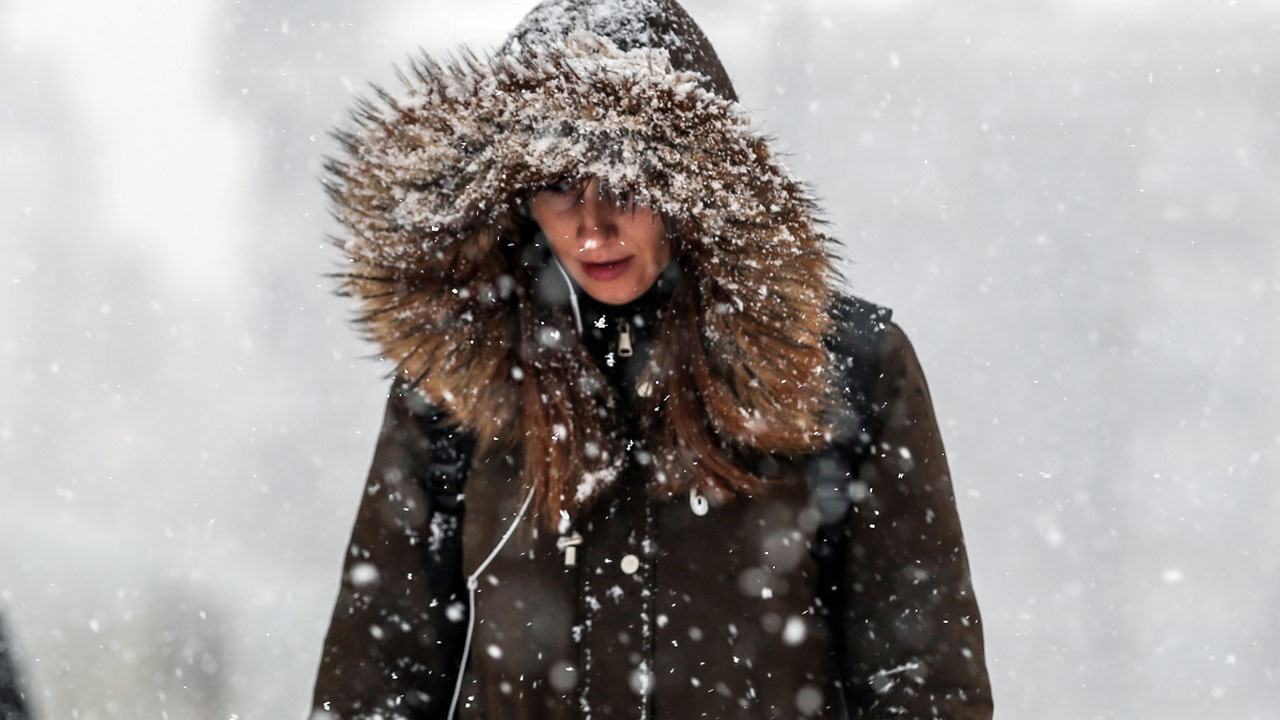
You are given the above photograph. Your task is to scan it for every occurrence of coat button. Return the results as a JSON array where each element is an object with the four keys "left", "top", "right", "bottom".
[{"left": 620, "top": 554, "right": 641, "bottom": 575}]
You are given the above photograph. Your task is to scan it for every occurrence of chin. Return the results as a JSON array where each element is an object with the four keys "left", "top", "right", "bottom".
[
  {"left": 583, "top": 280, "right": 642, "bottom": 306},
  {"left": 591, "top": 290, "right": 637, "bottom": 305}
]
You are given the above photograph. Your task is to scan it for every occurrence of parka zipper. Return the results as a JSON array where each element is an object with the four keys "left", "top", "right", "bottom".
[{"left": 617, "top": 318, "right": 634, "bottom": 357}]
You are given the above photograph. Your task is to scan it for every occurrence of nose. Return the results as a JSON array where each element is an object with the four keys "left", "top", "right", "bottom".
[{"left": 577, "top": 179, "right": 617, "bottom": 252}]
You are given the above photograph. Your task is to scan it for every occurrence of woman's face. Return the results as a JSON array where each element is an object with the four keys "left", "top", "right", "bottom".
[{"left": 530, "top": 178, "right": 672, "bottom": 305}]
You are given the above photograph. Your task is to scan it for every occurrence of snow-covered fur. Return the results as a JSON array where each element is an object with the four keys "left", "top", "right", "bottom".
[{"left": 326, "top": 22, "right": 840, "bottom": 517}]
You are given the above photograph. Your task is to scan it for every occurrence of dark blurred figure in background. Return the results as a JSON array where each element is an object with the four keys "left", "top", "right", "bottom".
[{"left": 0, "top": 614, "right": 30, "bottom": 720}]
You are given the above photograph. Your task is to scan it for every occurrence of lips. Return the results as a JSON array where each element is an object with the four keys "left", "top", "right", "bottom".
[{"left": 580, "top": 257, "right": 633, "bottom": 282}]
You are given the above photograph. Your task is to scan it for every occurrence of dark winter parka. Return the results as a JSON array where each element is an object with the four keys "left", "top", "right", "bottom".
[{"left": 311, "top": 1, "right": 992, "bottom": 719}]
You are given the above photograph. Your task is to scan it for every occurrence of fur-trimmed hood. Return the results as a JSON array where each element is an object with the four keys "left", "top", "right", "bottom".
[{"left": 326, "top": 0, "right": 842, "bottom": 517}]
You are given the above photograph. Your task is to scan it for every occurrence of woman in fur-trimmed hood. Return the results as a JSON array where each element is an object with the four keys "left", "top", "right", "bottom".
[{"left": 310, "top": 1, "right": 993, "bottom": 719}]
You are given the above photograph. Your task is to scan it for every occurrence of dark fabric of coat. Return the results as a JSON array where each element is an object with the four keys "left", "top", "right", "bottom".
[{"left": 310, "top": 295, "right": 992, "bottom": 720}]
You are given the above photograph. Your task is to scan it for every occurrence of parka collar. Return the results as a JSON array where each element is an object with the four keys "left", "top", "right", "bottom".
[{"left": 572, "top": 260, "right": 682, "bottom": 368}]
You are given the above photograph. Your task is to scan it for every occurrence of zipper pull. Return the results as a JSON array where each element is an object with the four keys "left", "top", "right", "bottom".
[
  {"left": 617, "top": 319, "right": 634, "bottom": 357},
  {"left": 556, "top": 532, "right": 584, "bottom": 567},
  {"left": 689, "top": 487, "right": 709, "bottom": 516}
]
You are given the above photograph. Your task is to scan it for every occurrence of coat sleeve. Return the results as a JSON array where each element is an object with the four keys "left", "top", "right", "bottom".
[
  {"left": 310, "top": 381, "right": 467, "bottom": 720},
  {"left": 841, "top": 322, "right": 994, "bottom": 719},
  {"left": 0, "top": 615, "right": 31, "bottom": 720}
]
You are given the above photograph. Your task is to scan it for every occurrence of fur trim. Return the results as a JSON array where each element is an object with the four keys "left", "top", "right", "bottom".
[{"left": 327, "top": 31, "right": 838, "bottom": 505}]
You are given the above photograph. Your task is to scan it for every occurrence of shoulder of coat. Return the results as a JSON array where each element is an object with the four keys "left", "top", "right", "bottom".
[{"left": 824, "top": 292, "right": 894, "bottom": 364}]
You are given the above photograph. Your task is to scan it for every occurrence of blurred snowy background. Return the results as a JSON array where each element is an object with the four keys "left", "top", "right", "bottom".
[{"left": 1, "top": 0, "right": 1277, "bottom": 717}]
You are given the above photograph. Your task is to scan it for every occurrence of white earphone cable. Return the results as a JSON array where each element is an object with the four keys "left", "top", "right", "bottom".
[
  {"left": 551, "top": 255, "right": 585, "bottom": 336},
  {"left": 447, "top": 488, "right": 535, "bottom": 719}
]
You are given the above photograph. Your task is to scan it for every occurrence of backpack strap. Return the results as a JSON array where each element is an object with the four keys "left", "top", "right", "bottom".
[
  {"left": 814, "top": 294, "right": 893, "bottom": 520},
  {"left": 810, "top": 294, "right": 894, "bottom": 712},
  {"left": 398, "top": 383, "right": 474, "bottom": 592}
]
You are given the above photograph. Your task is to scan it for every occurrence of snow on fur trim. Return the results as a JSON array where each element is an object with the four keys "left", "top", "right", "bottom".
[{"left": 327, "top": 31, "right": 838, "bottom": 505}]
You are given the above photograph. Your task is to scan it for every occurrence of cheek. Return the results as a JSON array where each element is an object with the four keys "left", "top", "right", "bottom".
[
  {"left": 531, "top": 209, "right": 573, "bottom": 255},
  {"left": 644, "top": 233, "right": 671, "bottom": 272},
  {"left": 545, "top": 234, "right": 577, "bottom": 267},
  {"left": 621, "top": 213, "right": 668, "bottom": 265},
  {"left": 531, "top": 206, "right": 563, "bottom": 236}
]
